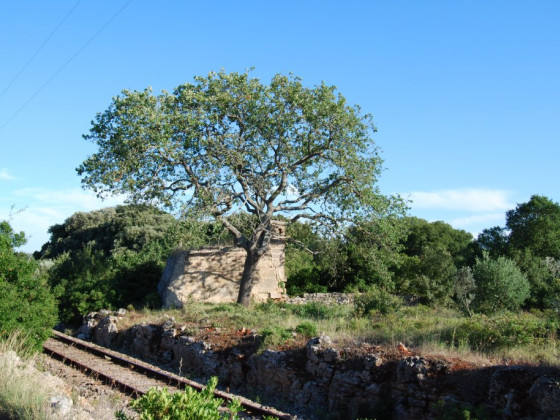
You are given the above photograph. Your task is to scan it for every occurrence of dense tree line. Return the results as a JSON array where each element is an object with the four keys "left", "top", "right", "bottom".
[
  {"left": 2, "top": 192, "right": 558, "bottom": 343},
  {"left": 31, "top": 194, "right": 559, "bottom": 325},
  {"left": 288, "top": 195, "right": 559, "bottom": 315}
]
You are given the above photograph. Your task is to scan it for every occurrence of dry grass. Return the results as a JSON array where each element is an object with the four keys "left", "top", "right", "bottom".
[
  {"left": 0, "top": 331, "right": 50, "bottom": 419},
  {"left": 0, "top": 331, "right": 131, "bottom": 419}
]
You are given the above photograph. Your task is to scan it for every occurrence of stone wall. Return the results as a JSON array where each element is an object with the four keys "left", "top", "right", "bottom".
[
  {"left": 81, "top": 313, "right": 560, "bottom": 420},
  {"left": 158, "top": 222, "right": 286, "bottom": 307}
]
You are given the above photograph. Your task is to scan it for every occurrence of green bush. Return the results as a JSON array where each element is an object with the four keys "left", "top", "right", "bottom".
[
  {"left": 471, "top": 255, "right": 530, "bottom": 314},
  {"left": 117, "top": 376, "right": 247, "bottom": 420},
  {"left": 295, "top": 321, "right": 318, "bottom": 338},
  {"left": 0, "top": 221, "right": 57, "bottom": 352},
  {"left": 43, "top": 205, "right": 186, "bottom": 323},
  {"left": 354, "top": 287, "right": 403, "bottom": 316},
  {"left": 446, "top": 312, "right": 557, "bottom": 352}
]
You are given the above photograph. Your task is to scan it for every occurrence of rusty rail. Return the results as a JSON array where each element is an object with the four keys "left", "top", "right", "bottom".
[{"left": 44, "top": 330, "right": 292, "bottom": 419}]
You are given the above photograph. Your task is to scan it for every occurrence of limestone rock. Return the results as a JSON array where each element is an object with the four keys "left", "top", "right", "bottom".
[
  {"left": 77, "top": 312, "right": 102, "bottom": 340},
  {"left": 49, "top": 395, "right": 73, "bottom": 417},
  {"left": 93, "top": 315, "right": 118, "bottom": 347}
]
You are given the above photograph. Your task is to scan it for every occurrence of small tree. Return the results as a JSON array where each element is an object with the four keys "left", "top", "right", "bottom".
[
  {"left": 78, "top": 70, "right": 404, "bottom": 306},
  {"left": 454, "top": 266, "right": 476, "bottom": 316},
  {"left": 471, "top": 254, "right": 530, "bottom": 314}
]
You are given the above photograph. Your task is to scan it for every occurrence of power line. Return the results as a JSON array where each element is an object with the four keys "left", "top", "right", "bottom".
[
  {"left": 0, "top": 0, "right": 133, "bottom": 133},
  {"left": 0, "top": 0, "right": 83, "bottom": 101}
]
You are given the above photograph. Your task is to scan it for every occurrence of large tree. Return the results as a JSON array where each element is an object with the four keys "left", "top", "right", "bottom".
[
  {"left": 506, "top": 195, "right": 560, "bottom": 259},
  {"left": 78, "top": 70, "right": 403, "bottom": 306}
]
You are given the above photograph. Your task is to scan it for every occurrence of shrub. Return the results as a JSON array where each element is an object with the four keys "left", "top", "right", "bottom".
[
  {"left": 354, "top": 287, "right": 402, "bottom": 316},
  {"left": 471, "top": 255, "right": 530, "bottom": 314},
  {"left": 117, "top": 376, "right": 247, "bottom": 420},
  {"left": 289, "top": 301, "right": 340, "bottom": 320},
  {"left": 0, "top": 221, "right": 57, "bottom": 352},
  {"left": 445, "top": 312, "right": 557, "bottom": 352},
  {"left": 295, "top": 321, "right": 318, "bottom": 338}
]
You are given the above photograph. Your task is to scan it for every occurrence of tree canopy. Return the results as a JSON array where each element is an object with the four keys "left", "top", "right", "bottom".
[
  {"left": 506, "top": 195, "right": 560, "bottom": 259},
  {"left": 37, "top": 204, "right": 180, "bottom": 259},
  {"left": 78, "top": 70, "right": 403, "bottom": 305},
  {"left": 41, "top": 205, "right": 196, "bottom": 323}
]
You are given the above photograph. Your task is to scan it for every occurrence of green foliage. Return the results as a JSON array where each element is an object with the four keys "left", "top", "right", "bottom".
[
  {"left": 338, "top": 216, "right": 409, "bottom": 292},
  {"left": 43, "top": 205, "right": 190, "bottom": 323},
  {"left": 295, "top": 321, "right": 318, "bottom": 338},
  {"left": 513, "top": 250, "right": 560, "bottom": 310},
  {"left": 396, "top": 218, "right": 475, "bottom": 305},
  {"left": 474, "top": 226, "right": 509, "bottom": 259},
  {"left": 353, "top": 287, "right": 403, "bottom": 316},
  {"left": 433, "top": 398, "right": 491, "bottom": 420},
  {"left": 37, "top": 205, "right": 180, "bottom": 259},
  {"left": 401, "top": 247, "right": 457, "bottom": 305},
  {"left": 284, "top": 221, "right": 329, "bottom": 295},
  {"left": 401, "top": 217, "right": 475, "bottom": 268},
  {"left": 506, "top": 195, "right": 560, "bottom": 259},
  {"left": 447, "top": 312, "right": 558, "bottom": 352},
  {"left": 118, "top": 376, "right": 246, "bottom": 420},
  {"left": 471, "top": 255, "right": 530, "bottom": 314},
  {"left": 0, "top": 221, "right": 57, "bottom": 352},
  {"left": 286, "top": 301, "right": 342, "bottom": 320},
  {"left": 472, "top": 196, "right": 560, "bottom": 311},
  {"left": 49, "top": 246, "right": 116, "bottom": 323},
  {"left": 286, "top": 215, "right": 409, "bottom": 295}
]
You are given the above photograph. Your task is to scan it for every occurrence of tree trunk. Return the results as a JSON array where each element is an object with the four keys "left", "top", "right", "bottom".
[{"left": 237, "top": 249, "right": 263, "bottom": 307}]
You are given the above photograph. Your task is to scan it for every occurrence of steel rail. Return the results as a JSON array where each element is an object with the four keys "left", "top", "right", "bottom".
[{"left": 44, "top": 330, "right": 292, "bottom": 419}]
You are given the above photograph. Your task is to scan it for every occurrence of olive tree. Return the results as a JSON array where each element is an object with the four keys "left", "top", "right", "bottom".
[
  {"left": 471, "top": 254, "right": 530, "bottom": 314},
  {"left": 78, "top": 70, "right": 403, "bottom": 306}
]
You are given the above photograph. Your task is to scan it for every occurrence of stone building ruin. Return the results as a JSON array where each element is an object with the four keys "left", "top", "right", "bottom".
[{"left": 158, "top": 221, "right": 287, "bottom": 307}]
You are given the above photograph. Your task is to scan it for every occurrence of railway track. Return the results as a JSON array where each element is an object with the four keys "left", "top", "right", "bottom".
[{"left": 44, "top": 330, "right": 292, "bottom": 419}]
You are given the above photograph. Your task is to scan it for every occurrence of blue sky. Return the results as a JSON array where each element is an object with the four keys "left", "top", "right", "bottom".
[{"left": 1, "top": 1, "right": 559, "bottom": 253}]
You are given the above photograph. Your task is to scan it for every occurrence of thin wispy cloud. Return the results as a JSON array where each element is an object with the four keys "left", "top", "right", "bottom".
[
  {"left": 3, "top": 187, "right": 126, "bottom": 252},
  {"left": 408, "top": 189, "right": 513, "bottom": 213},
  {"left": 0, "top": 168, "right": 17, "bottom": 180},
  {"left": 13, "top": 187, "right": 126, "bottom": 211}
]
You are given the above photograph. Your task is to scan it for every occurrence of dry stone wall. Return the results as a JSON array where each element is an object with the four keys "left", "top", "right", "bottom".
[{"left": 80, "top": 313, "right": 560, "bottom": 420}]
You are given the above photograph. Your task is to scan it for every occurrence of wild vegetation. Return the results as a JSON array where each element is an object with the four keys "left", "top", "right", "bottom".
[
  {"left": 0, "top": 221, "right": 57, "bottom": 351},
  {"left": 116, "top": 377, "right": 248, "bottom": 420},
  {"left": 24, "top": 194, "right": 560, "bottom": 361}
]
